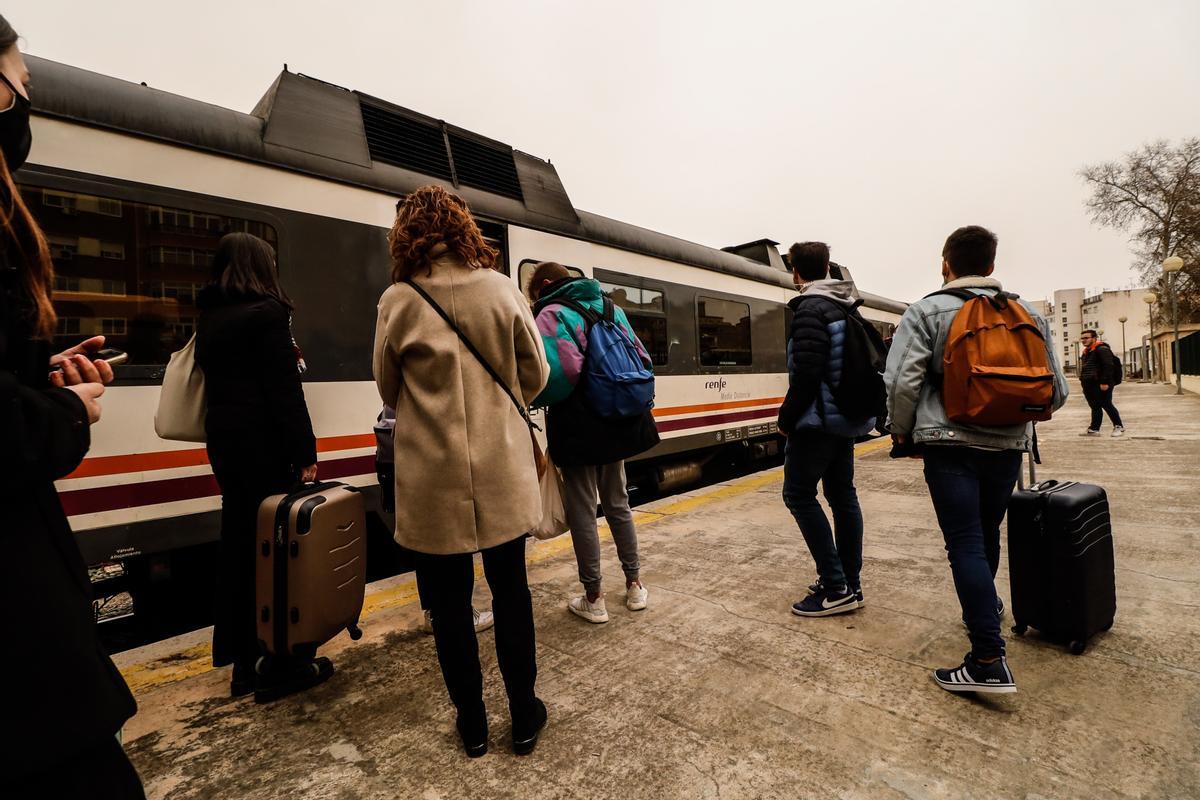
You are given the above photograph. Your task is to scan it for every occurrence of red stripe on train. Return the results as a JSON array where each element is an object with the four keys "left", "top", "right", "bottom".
[
  {"left": 59, "top": 455, "right": 377, "bottom": 516},
  {"left": 654, "top": 406, "right": 778, "bottom": 433}
]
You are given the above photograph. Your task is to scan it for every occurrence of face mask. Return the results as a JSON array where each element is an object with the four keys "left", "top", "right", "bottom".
[{"left": 0, "top": 72, "right": 31, "bottom": 171}]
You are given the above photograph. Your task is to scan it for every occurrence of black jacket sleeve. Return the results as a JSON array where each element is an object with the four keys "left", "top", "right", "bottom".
[
  {"left": 0, "top": 371, "right": 91, "bottom": 486},
  {"left": 777, "top": 301, "right": 830, "bottom": 433},
  {"left": 256, "top": 303, "right": 317, "bottom": 468}
]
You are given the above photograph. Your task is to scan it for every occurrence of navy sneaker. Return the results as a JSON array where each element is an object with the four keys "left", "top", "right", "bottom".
[
  {"left": 807, "top": 579, "right": 864, "bottom": 608},
  {"left": 792, "top": 584, "right": 858, "bottom": 617},
  {"left": 934, "top": 653, "right": 1016, "bottom": 694}
]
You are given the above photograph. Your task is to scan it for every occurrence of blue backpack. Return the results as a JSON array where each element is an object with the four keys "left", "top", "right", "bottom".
[{"left": 557, "top": 297, "right": 655, "bottom": 419}]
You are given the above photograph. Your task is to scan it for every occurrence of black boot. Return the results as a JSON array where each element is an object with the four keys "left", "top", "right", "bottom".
[{"left": 512, "top": 698, "right": 547, "bottom": 756}]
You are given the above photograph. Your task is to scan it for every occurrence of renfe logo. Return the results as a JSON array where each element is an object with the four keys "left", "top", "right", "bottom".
[{"left": 705, "top": 378, "right": 727, "bottom": 391}]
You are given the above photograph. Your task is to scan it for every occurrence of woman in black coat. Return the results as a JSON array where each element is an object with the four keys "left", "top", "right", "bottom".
[
  {"left": 0, "top": 18, "right": 144, "bottom": 798},
  {"left": 194, "top": 232, "right": 327, "bottom": 702}
]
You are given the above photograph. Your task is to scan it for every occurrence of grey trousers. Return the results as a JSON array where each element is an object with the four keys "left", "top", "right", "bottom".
[{"left": 560, "top": 461, "right": 641, "bottom": 595}]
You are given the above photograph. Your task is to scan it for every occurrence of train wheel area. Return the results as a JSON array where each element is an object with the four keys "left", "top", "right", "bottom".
[{"left": 109, "top": 381, "right": 1200, "bottom": 799}]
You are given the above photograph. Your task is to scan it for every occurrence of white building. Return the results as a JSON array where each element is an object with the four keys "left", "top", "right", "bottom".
[{"left": 1038, "top": 287, "right": 1150, "bottom": 373}]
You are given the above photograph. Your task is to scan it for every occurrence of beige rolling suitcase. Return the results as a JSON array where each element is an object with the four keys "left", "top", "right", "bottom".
[{"left": 256, "top": 482, "right": 366, "bottom": 659}]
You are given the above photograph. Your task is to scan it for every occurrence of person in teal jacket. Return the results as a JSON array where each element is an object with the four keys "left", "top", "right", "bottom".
[{"left": 528, "top": 262, "right": 659, "bottom": 625}]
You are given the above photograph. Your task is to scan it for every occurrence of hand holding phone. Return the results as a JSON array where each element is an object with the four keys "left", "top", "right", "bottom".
[{"left": 49, "top": 337, "right": 126, "bottom": 387}]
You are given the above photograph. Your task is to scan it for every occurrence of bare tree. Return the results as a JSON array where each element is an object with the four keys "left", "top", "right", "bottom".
[{"left": 1081, "top": 138, "right": 1200, "bottom": 322}]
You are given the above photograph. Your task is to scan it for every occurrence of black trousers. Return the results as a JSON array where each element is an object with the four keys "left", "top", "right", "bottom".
[
  {"left": 207, "top": 439, "right": 295, "bottom": 670},
  {"left": 1082, "top": 382, "right": 1123, "bottom": 430},
  {"left": 6, "top": 736, "right": 146, "bottom": 800},
  {"left": 414, "top": 536, "right": 538, "bottom": 724}
]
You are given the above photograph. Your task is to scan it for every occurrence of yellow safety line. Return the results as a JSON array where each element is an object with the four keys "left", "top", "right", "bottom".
[{"left": 119, "top": 437, "right": 890, "bottom": 694}]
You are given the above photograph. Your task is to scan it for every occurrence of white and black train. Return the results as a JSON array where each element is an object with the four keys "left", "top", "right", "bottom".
[{"left": 20, "top": 56, "right": 906, "bottom": 622}]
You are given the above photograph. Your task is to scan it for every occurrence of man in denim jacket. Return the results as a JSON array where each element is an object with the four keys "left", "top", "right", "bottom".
[{"left": 884, "top": 226, "right": 1068, "bottom": 695}]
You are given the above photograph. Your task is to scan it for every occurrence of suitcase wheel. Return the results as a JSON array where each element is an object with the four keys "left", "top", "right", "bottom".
[
  {"left": 255, "top": 655, "right": 270, "bottom": 675},
  {"left": 347, "top": 624, "right": 363, "bottom": 641},
  {"left": 1069, "top": 639, "right": 1087, "bottom": 656},
  {"left": 1012, "top": 623, "right": 1028, "bottom": 636}
]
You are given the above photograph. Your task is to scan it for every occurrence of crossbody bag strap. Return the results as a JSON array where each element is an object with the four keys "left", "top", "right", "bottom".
[{"left": 406, "top": 281, "right": 540, "bottom": 432}]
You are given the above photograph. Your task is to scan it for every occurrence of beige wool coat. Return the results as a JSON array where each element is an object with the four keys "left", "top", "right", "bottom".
[{"left": 373, "top": 253, "right": 549, "bottom": 555}]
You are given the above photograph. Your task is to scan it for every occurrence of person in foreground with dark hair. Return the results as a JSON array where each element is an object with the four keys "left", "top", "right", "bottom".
[
  {"left": 195, "top": 232, "right": 325, "bottom": 702},
  {"left": 0, "top": 17, "right": 145, "bottom": 798},
  {"left": 778, "top": 242, "right": 884, "bottom": 618},
  {"left": 1078, "top": 328, "right": 1125, "bottom": 437},
  {"left": 374, "top": 185, "right": 549, "bottom": 757},
  {"left": 883, "top": 225, "right": 1068, "bottom": 695}
]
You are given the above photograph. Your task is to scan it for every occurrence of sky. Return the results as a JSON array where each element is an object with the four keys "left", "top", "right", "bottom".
[{"left": 10, "top": 0, "right": 1200, "bottom": 303}]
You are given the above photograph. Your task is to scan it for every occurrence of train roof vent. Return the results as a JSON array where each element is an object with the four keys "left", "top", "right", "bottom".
[
  {"left": 447, "top": 131, "right": 524, "bottom": 202},
  {"left": 359, "top": 101, "right": 454, "bottom": 182}
]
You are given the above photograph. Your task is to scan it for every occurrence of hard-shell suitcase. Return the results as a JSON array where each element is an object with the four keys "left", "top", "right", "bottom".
[
  {"left": 256, "top": 482, "right": 367, "bottom": 659},
  {"left": 1007, "top": 455, "right": 1115, "bottom": 654}
]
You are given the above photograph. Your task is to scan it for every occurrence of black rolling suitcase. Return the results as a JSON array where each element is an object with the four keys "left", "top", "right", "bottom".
[{"left": 1007, "top": 451, "right": 1116, "bottom": 654}]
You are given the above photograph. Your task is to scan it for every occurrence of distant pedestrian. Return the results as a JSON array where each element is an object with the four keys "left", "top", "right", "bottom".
[
  {"left": 527, "top": 261, "right": 660, "bottom": 625},
  {"left": 0, "top": 17, "right": 145, "bottom": 797},
  {"left": 884, "top": 225, "right": 1069, "bottom": 695},
  {"left": 374, "top": 185, "right": 550, "bottom": 757},
  {"left": 1079, "top": 330, "right": 1124, "bottom": 437},
  {"left": 777, "top": 242, "right": 886, "bottom": 618},
  {"left": 196, "top": 232, "right": 328, "bottom": 702}
]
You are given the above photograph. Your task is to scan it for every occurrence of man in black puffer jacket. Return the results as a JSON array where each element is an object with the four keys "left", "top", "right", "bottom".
[{"left": 1079, "top": 329, "right": 1124, "bottom": 437}]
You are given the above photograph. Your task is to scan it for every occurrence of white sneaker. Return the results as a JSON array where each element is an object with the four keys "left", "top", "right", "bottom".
[
  {"left": 568, "top": 594, "right": 610, "bottom": 624},
  {"left": 473, "top": 607, "right": 495, "bottom": 633},
  {"left": 1111, "top": 426, "right": 1125, "bottom": 438},
  {"left": 421, "top": 607, "right": 495, "bottom": 634},
  {"left": 626, "top": 581, "right": 648, "bottom": 611}
]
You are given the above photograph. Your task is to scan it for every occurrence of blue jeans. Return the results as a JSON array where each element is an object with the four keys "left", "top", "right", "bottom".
[
  {"left": 922, "top": 446, "right": 1022, "bottom": 659},
  {"left": 782, "top": 431, "right": 863, "bottom": 591}
]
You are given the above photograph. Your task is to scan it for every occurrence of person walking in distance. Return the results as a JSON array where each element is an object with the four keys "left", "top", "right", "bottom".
[
  {"left": 0, "top": 16, "right": 145, "bottom": 797},
  {"left": 527, "top": 261, "right": 660, "bottom": 624},
  {"left": 1078, "top": 329, "right": 1124, "bottom": 437},
  {"left": 778, "top": 242, "right": 886, "bottom": 618},
  {"left": 884, "top": 226, "right": 1069, "bottom": 695},
  {"left": 374, "top": 186, "right": 550, "bottom": 757}
]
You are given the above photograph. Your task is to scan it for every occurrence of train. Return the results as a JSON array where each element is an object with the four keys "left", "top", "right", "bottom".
[{"left": 19, "top": 55, "right": 907, "bottom": 629}]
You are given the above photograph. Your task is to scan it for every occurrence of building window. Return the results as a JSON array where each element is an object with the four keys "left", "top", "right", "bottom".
[
  {"left": 599, "top": 280, "right": 669, "bottom": 366},
  {"left": 1064, "top": 332, "right": 1069, "bottom": 340},
  {"left": 698, "top": 296, "right": 752, "bottom": 367},
  {"left": 1062, "top": 316, "right": 1067, "bottom": 324},
  {"left": 19, "top": 184, "right": 278, "bottom": 370},
  {"left": 1061, "top": 302, "right": 1067, "bottom": 311},
  {"left": 96, "top": 198, "right": 123, "bottom": 217}
]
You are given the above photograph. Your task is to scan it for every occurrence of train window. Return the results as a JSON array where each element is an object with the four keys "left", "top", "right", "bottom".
[
  {"left": 599, "top": 280, "right": 668, "bottom": 366},
  {"left": 19, "top": 184, "right": 277, "bottom": 375},
  {"left": 698, "top": 296, "right": 751, "bottom": 367},
  {"left": 517, "top": 258, "right": 584, "bottom": 301}
]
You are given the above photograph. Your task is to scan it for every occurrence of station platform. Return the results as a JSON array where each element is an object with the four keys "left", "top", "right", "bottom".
[{"left": 115, "top": 381, "right": 1200, "bottom": 800}]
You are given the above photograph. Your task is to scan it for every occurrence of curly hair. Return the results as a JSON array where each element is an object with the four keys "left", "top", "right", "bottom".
[{"left": 389, "top": 185, "right": 497, "bottom": 283}]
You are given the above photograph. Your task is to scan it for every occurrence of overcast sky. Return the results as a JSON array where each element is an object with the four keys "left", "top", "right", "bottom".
[{"left": 11, "top": 1, "right": 1200, "bottom": 302}]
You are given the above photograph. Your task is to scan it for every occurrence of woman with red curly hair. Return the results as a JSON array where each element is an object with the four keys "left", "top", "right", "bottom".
[{"left": 373, "top": 185, "right": 549, "bottom": 757}]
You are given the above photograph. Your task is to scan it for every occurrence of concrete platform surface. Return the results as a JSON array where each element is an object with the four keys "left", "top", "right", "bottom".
[{"left": 116, "top": 381, "right": 1200, "bottom": 800}]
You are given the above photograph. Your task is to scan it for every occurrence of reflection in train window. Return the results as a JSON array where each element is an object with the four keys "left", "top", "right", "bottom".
[
  {"left": 20, "top": 184, "right": 277, "bottom": 372},
  {"left": 599, "top": 280, "right": 668, "bottom": 366},
  {"left": 517, "top": 258, "right": 584, "bottom": 301},
  {"left": 698, "top": 296, "right": 752, "bottom": 366}
]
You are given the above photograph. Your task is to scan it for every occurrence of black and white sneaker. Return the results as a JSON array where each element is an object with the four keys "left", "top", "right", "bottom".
[
  {"left": 792, "top": 584, "right": 858, "bottom": 617},
  {"left": 934, "top": 653, "right": 1016, "bottom": 694},
  {"left": 807, "top": 579, "right": 864, "bottom": 608}
]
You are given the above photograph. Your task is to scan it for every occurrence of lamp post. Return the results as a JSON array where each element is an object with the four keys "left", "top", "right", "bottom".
[
  {"left": 1118, "top": 316, "right": 1128, "bottom": 380},
  {"left": 1163, "top": 256, "right": 1185, "bottom": 395},
  {"left": 1143, "top": 292, "right": 1157, "bottom": 382}
]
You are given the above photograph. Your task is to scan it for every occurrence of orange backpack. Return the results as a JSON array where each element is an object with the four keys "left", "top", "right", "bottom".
[{"left": 932, "top": 289, "right": 1054, "bottom": 426}]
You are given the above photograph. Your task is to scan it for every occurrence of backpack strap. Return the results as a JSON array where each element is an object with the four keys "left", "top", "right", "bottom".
[
  {"left": 925, "top": 287, "right": 1015, "bottom": 310},
  {"left": 547, "top": 297, "right": 604, "bottom": 353},
  {"left": 406, "top": 281, "right": 540, "bottom": 432}
]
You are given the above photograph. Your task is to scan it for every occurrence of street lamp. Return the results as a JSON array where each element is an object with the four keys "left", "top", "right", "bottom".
[
  {"left": 1143, "top": 292, "right": 1157, "bottom": 382},
  {"left": 1118, "top": 316, "right": 1128, "bottom": 380},
  {"left": 1163, "top": 256, "right": 1185, "bottom": 395}
]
